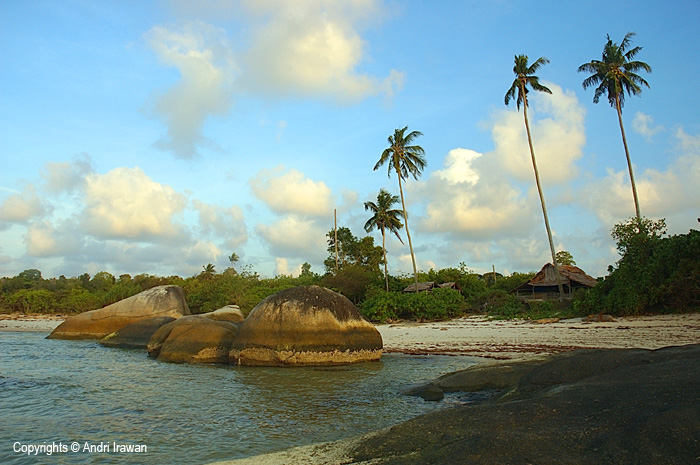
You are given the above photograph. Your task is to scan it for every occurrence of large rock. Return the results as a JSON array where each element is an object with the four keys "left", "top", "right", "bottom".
[
  {"left": 99, "top": 316, "right": 176, "bottom": 349},
  {"left": 349, "top": 345, "right": 700, "bottom": 465},
  {"left": 48, "top": 285, "right": 190, "bottom": 340},
  {"left": 147, "top": 315, "right": 240, "bottom": 364},
  {"left": 230, "top": 285, "right": 382, "bottom": 366}
]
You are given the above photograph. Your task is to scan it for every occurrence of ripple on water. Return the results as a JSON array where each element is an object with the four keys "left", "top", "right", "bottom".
[{"left": 0, "top": 331, "right": 482, "bottom": 464}]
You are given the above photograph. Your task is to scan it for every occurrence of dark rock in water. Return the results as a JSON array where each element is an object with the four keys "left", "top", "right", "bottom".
[
  {"left": 230, "top": 285, "right": 382, "bottom": 366},
  {"left": 351, "top": 344, "right": 700, "bottom": 465},
  {"left": 99, "top": 316, "right": 176, "bottom": 349},
  {"left": 48, "top": 285, "right": 190, "bottom": 340},
  {"left": 147, "top": 315, "right": 240, "bottom": 364}
]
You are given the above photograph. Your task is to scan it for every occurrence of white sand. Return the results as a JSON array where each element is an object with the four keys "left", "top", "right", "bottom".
[
  {"left": 0, "top": 314, "right": 64, "bottom": 332},
  {"left": 377, "top": 313, "right": 700, "bottom": 359}
]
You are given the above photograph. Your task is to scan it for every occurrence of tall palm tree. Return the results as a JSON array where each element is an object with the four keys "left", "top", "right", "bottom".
[
  {"left": 578, "top": 32, "right": 651, "bottom": 221},
  {"left": 374, "top": 126, "right": 426, "bottom": 290},
  {"left": 505, "top": 54, "right": 564, "bottom": 301},
  {"left": 364, "top": 189, "right": 405, "bottom": 291}
]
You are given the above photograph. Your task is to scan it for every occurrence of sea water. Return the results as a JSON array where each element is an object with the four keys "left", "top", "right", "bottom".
[{"left": 0, "top": 331, "right": 481, "bottom": 464}]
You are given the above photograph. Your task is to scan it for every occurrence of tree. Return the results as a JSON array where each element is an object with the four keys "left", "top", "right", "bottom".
[
  {"left": 578, "top": 32, "right": 651, "bottom": 221},
  {"left": 324, "top": 227, "right": 383, "bottom": 275},
  {"left": 505, "top": 54, "right": 564, "bottom": 301},
  {"left": 555, "top": 251, "right": 576, "bottom": 266},
  {"left": 200, "top": 263, "right": 216, "bottom": 280},
  {"left": 374, "top": 126, "right": 426, "bottom": 290},
  {"left": 364, "top": 189, "right": 405, "bottom": 291},
  {"left": 228, "top": 253, "right": 240, "bottom": 267}
]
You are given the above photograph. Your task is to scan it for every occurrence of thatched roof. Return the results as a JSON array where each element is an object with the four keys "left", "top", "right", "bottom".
[
  {"left": 403, "top": 282, "right": 438, "bottom": 292},
  {"left": 513, "top": 263, "right": 598, "bottom": 292}
]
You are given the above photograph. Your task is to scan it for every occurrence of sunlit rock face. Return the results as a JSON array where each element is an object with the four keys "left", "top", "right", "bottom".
[
  {"left": 48, "top": 285, "right": 190, "bottom": 340},
  {"left": 147, "top": 315, "right": 240, "bottom": 364},
  {"left": 201, "top": 305, "right": 245, "bottom": 323},
  {"left": 230, "top": 285, "right": 382, "bottom": 366}
]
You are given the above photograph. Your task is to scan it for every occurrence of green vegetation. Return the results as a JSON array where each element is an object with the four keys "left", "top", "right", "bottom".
[{"left": 2, "top": 216, "right": 697, "bottom": 321}]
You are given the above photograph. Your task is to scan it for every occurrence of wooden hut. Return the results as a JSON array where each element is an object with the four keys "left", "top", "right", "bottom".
[
  {"left": 512, "top": 264, "right": 597, "bottom": 300},
  {"left": 402, "top": 282, "right": 462, "bottom": 293}
]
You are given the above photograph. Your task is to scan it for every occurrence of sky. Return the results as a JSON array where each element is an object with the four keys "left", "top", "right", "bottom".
[{"left": 1, "top": 0, "right": 699, "bottom": 281}]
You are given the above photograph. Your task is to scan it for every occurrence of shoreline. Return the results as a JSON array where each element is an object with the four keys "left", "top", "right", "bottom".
[{"left": 2, "top": 313, "right": 699, "bottom": 358}]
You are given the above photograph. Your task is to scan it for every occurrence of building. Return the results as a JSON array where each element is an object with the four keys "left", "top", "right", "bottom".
[{"left": 511, "top": 264, "right": 598, "bottom": 299}]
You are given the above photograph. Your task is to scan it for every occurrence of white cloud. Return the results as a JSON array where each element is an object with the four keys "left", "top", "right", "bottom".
[
  {"left": 250, "top": 166, "right": 333, "bottom": 216},
  {"left": 240, "top": 0, "right": 403, "bottom": 103},
  {"left": 632, "top": 112, "right": 664, "bottom": 140},
  {"left": 192, "top": 200, "right": 248, "bottom": 250},
  {"left": 24, "top": 221, "right": 59, "bottom": 256},
  {"left": 0, "top": 185, "right": 48, "bottom": 224},
  {"left": 41, "top": 154, "right": 93, "bottom": 194},
  {"left": 256, "top": 215, "right": 327, "bottom": 260},
  {"left": 419, "top": 148, "right": 537, "bottom": 239},
  {"left": 145, "top": 21, "right": 237, "bottom": 159},
  {"left": 582, "top": 127, "right": 700, "bottom": 232},
  {"left": 492, "top": 83, "right": 586, "bottom": 185},
  {"left": 82, "top": 167, "right": 188, "bottom": 241}
]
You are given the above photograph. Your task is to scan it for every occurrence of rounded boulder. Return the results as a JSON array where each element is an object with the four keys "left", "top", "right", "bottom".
[
  {"left": 229, "top": 285, "right": 382, "bottom": 366},
  {"left": 48, "top": 285, "right": 190, "bottom": 340},
  {"left": 147, "top": 315, "right": 240, "bottom": 364}
]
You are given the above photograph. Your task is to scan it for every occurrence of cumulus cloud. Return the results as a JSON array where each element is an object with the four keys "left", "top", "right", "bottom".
[
  {"left": 492, "top": 83, "right": 586, "bottom": 185},
  {"left": 0, "top": 185, "right": 48, "bottom": 224},
  {"left": 256, "top": 215, "right": 328, "bottom": 260},
  {"left": 82, "top": 167, "right": 188, "bottom": 241},
  {"left": 419, "top": 148, "right": 537, "bottom": 239},
  {"left": 240, "top": 0, "right": 403, "bottom": 103},
  {"left": 250, "top": 166, "right": 333, "bottom": 216},
  {"left": 145, "top": 21, "right": 237, "bottom": 159},
  {"left": 192, "top": 200, "right": 248, "bottom": 250},
  {"left": 632, "top": 112, "right": 664, "bottom": 140},
  {"left": 582, "top": 127, "right": 700, "bottom": 231},
  {"left": 41, "top": 154, "right": 93, "bottom": 194}
]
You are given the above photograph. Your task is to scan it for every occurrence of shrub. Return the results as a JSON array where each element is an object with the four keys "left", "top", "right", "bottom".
[{"left": 360, "top": 289, "right": 466, "bottom": 323}]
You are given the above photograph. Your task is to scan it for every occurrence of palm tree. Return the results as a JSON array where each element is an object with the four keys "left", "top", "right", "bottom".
[
  {"left": 374, "top": 126, "right": 426, "bottom": 290},
  {"left": 364, "top": 189, "right": 405, "bottom": 291},
  {"left": 505, "top": 54, "right": 564, "bottom": 301},
  {"left": 578, "top": 32, "right": 651, "bottom": 221}
]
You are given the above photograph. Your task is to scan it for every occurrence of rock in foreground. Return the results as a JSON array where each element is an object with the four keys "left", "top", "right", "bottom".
[
  {"left": 48, "top": 285, "right": 190, "bottom": 340},
  {"left": 230, "top": 286, "right": 382, "bottom": 366},
  {"left": 350, "top": 344, "right": 700, "bottom": 464}
]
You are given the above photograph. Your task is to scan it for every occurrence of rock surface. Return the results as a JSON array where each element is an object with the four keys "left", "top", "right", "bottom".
[
  {"left": 350, "top": 344, "right": 700, "bottom": 464},
  {"left": 230, "top": 285, "right": 382, "bottom": 366},
  {"left": 147, "top": 315, "right": 240, "bottom": 364},
  {"left": 47, "top": 285, "right": 190, "bottom": 340},
  {"left": 99, "top": 316, "right": 176, "bottom": 349},
  {"left": 201, "top": 305, "right": 245, "bottom": 323}
]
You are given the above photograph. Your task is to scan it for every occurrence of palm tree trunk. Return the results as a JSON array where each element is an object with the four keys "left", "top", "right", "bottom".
[
  {"left": 381, "top": 226, "right": 389, "bottom": 292},
  {"left": 616, "top": 96, "right": 642, "bottom": 221},
  {"left": 523, "top": 99, "right": 564, "bottom": 301},
  {"left": 397, "top": 174, "right": 419, "bottom": 290}
]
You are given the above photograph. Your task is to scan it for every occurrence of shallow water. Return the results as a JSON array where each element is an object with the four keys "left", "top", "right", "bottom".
[{"left": 1, "top": 331, "right": 481, "bottom": 464}]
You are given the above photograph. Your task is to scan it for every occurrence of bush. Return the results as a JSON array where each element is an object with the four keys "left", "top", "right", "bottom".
[{"left": 360, "top": 289, "right": 466, "bottom": 323}]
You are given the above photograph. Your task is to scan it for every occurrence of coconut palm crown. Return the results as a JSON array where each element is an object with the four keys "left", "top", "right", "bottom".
[
  {"left": 364, "top": 189, "right": 404, "bottom": 291},
  {"left": 374, "top": 126, "right": 426, "bottom": 290}
]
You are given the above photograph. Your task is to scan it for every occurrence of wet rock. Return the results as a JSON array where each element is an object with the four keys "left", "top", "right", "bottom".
[
  {"left": 230, "top": 286, "right": 382, "bottom": 366},
  {"left": 48, "top": 285, "right": 190, "bottom": 340},
  {"left": 99, "top": 316, "right": 176, "bottom": 349}
]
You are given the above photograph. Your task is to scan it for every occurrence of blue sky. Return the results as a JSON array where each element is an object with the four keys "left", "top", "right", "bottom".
[{"left": 1, "top": 0, "right": 699, "bottom": 280}]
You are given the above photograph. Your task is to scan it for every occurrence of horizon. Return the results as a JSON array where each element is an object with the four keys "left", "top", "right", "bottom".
[{"left": 1, "top": 0, "right": 699, "bottom": 281}]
